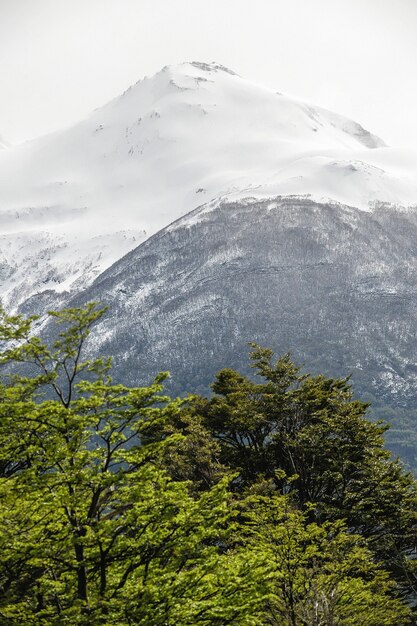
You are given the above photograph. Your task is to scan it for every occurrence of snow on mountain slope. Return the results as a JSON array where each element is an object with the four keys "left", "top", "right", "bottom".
[
  {"left": 0, "top": 61, "right": 416, "bottom": 309},
  {"left": 72, "top": 194, "right": 417, "bottom": 410}
]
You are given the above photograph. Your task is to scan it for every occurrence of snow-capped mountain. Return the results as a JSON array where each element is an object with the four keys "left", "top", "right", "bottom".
[
  {"left": 1, "top": 61, "right": 417, "bottom": 310},
  {"left": 3, "top": 61, "right": 417, "bottom": 464}
]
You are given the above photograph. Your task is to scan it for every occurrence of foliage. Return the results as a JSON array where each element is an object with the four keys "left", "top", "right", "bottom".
[
  {"left": 186, "top": 345, "right": 417, "bottom": 601},
  {"left": 243, "top": 495, "right": 410, "bottom": 626},
  {"left": 0, "top": 307, "right": 413, "bottom": 623},
  {"left": 0, "top": 305, "right": 262, "bottom": 624}
]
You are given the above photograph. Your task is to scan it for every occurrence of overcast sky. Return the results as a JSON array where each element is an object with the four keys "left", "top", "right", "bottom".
[{"left": 1, "top": 0, "right": 416, "bottom": 149}]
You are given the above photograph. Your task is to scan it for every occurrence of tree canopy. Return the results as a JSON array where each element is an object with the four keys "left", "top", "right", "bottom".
[
  {"left": 0, "top": 305, "right": 414, "bottom": 624},
  {"left": 184, "top": 345, "right": 417, "bottom": 602}
]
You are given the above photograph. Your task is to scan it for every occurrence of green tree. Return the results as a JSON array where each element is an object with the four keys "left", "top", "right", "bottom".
[
  {"left": 243, "top": 494, "right": 410, "bottom": 626},
  {"left": 0, "top": 308, "right": 412, "bottom": 624},
  {"left": 187, "top": 345, "right": 417, "bottom": 602},
  {"left": 0, "top": 305, "right": 262, "bottom": 625}
]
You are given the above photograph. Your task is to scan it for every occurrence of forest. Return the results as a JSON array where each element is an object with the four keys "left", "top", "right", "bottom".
[{"left": 0, "top": 303, "right": 416, "bottom": 625}]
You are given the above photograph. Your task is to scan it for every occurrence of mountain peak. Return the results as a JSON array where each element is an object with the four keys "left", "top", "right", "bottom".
[
  {"left": 188, "top": 61, "right": 239, "bottom": 76},
  {"left": 159, "top": 61, "right": 238, "bottom": 77},
  {"left": 1, "top": 60, "right": 416, "bottom": 311},
  {"left": 114, "top": 61, "right": 386, "bottom": 153}
]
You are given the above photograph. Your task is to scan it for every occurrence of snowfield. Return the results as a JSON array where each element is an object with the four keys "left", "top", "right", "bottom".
[{"left": 0, "top": 61, "right": 417, "bottom": 309}]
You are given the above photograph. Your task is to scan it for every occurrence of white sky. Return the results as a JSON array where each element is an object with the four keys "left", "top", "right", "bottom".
[{"left": 1, "top": 0, "right": 416, "bottom": 149}]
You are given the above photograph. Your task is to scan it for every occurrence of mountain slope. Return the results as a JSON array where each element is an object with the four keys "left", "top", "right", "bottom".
[
  {"left": 73, "top": 194, "right": 417, "bottom": 394},
  {"left": 1, "top": 61, "right": 417, "bottom": 310},
  {"left": 64, "top": 194, "right": 417, "bottom": 467}
]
